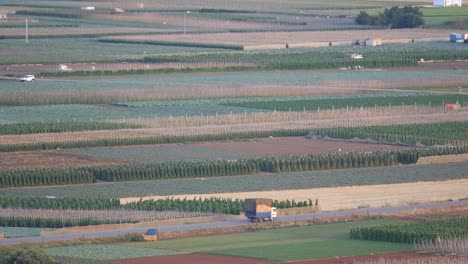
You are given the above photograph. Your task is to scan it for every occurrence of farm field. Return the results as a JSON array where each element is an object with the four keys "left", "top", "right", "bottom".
[
  {"left": 1, "top": 107, "right": 466, "bottom": 149},
  {"left": 124, "top": 219, "right": 411, "bottom": 261},
  {"left": 103, "top": 29, "right": 453, "bottom": 50},
  {"left": 45, "top": 245, "right": 182, "bottom": 260},
  {"left": 1, "top": 1, "right": 468, "bottom": 261},
  {"left": 125, "top": 179, "right": 468, "bottom": 211},
  {"left": 59, "top": 138, "right": 409, "bottom": 164},
  {"left": 1, "top": 161, "right": 467, "bottom": 199},
  {"left": 0, "top": 38, "right": 223, "bottom": 65},
  {"left": 0, "top": 150, "right": 129, "bottom": 170},
  {"left": 0, "top": 227, "right": 55, "bottom": 238}
]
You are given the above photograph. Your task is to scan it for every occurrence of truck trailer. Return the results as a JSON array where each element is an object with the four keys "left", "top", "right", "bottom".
[{"left": 244, "top": 198, "right": 277, "bottom": 222}]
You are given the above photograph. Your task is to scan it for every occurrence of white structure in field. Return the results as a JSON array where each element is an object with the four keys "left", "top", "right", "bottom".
[
  {"left": 0, "top": 13, "right": 7, "bottom": 19},
  {"left": 80, "top": 6, "right": 95, "bottom": 11},
  {"left": 433, "top": 0, "right": 462, "bottom": 7}
]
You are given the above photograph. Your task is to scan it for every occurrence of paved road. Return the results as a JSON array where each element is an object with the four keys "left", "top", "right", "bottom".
[{"left": 2, "top": 200, "right": 468, "bottom": 246}]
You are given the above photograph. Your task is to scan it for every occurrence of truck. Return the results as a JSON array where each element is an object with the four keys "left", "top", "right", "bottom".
[{"left": 244, "top": 198, "right": 277, "bottom": 222}]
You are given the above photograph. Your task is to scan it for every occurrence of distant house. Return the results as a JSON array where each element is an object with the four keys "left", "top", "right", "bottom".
[
  {"left": 433, "top": 0, "right": 462, "bottom": 7},
  {"left": 0, "top": 13, "right": 7, "bottom": 19}
]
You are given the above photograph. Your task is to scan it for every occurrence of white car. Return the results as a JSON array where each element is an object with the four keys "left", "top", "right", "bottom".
[{"left": 20, "top": 75, "right": 35, "bottom": 82}]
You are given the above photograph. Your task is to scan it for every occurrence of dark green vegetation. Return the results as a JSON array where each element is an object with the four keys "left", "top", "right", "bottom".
[
  {"left": 0, "top": 216, "right": 139, "bottom": 228},
  {"left": 142, "top": 48, "right": 468, "bottom": 72},
  {"left": 350, "top": 217, "right": 468, "bottom": 243},
  {"left": 356, "top": 6, "right": 424, "bottom": 28},
  {"left": 128, "top": 218, "right": 411, "bottom": 261},
  {"left": 0, "top": 168, "right": 93, "bottom": 188},
  {"left": 0, "top": 248, "right": 58, "bottom": 264},
  {"left": 3, "top": 147, "right": 468, "bottom": 188},
  {"left": 1, "top": 161, "right": 467, "bottom": 199},
  {"left": 309, "top": 122, "right": 468, "bottom": 146},
  {"left": 223, "top": 95, "right": 468, "bottom": 112},
  {"left": 0, "top": 121, "right": 140, "bottom": 135},
  {"left": 0, "top": 196, "right": 314, "bottom": 215}
]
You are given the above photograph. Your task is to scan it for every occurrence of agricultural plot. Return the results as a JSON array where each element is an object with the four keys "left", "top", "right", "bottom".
[
  {"left": 309, "top": 122, "right": 468, "bottom": 147},
  {"left": 45, "top": 245, "right": 182, "bottom": 261},
  {"left": 224, "top": 94, "right": 468, "bottom": 112},
  {"left": 127, "top": 219, "right": 411, "bottom": 261},
  {"left": 104, "top": 29, "right": 453, "bottom": 50},
  {"left": 59, "top": 138, "right": 408, "bottom": 164},
  {"left": 1, "top": 161, "right": 467, "bottom": 199},
  {"left": 0, "top": 227, "right": 55, "bottom": 238},
  {"left": 0, "top": 150, "right": 129, "bottom": 170},
  {"left": 0, "top": 38, "right": 223, "bottom": 65}
]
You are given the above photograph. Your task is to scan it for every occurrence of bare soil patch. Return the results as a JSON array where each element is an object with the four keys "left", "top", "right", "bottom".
[
  {"left": 197, "top": 137, "right": 409, "bottom": 155},
  {"left": 117, "top": 253, "right": 271, "bottom": 264},
  {"left": 0, "top": 151, "right": 129, "bottom": 170},
  {"left": 286, "top": 252, "right": 448, "bottom": 264},
  {"left": 397, "top": 60, "right": 468, "bottom": 71},
  {"left": 417, "top": 153, "right": 468, "bottom": 165}
]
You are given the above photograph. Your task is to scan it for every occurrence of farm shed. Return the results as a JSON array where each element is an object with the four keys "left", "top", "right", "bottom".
[
  {"left": 365, "top": 38, "right": 382, "bottom": 46},
  {"left": 433, "top": 0, "right": 462, "bottom": 7}
]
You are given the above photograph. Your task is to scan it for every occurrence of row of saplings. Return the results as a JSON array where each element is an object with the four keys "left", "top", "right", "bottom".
[
  {"left": 0, "top": 197, "right": 317, "bottom": 228},
  {"left": 2, "top": 146, "right": 468, "bottom": 188}
]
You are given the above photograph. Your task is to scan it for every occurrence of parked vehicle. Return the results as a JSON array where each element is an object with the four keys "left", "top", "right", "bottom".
[
  {"left": 244, "top": 198, "right": 277, "bottom": 222},
  {"left": 19, "top": 75, "right": 35, "bottom": 82}
]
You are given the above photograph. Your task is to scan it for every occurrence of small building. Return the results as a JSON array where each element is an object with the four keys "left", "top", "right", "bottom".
[
  {"left": 80, "top": 6, "right": 95, "bottom": 11},
  {"left": 365, "top": 38, "right": 382, "bottom": 47},
  {"left": 0, "top": 13, "right": 7, "bottom": 19},
  {"left": 433, "top": 0, "right": 462, "bottom": 7}
]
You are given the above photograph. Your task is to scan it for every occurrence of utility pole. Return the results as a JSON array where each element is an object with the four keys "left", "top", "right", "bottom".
[
  {"left": 184, "top": 11, "right": 190, "bottom": 35},
  {"left": 25, "top": 18, "right": 29, "bottom": 44}
]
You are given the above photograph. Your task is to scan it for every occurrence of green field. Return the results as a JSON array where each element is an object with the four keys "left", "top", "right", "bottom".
[
  {"left": 127, "top": 219, "right": 411, "bottom": 261},
  {"left": 0, "top": 38, "right": 222, "bottom": 64},
  {"left": 45, "top": 245, "right": 182, "bottom": 260},
  {"left": 0, "top": 227, "right": 55, "bottom": 238},
  {"left": 223, "top": 94, "right": 468, "bottom": 111},
  {"left": 1, "top": 162, "right": 466, "bottom": 199}
]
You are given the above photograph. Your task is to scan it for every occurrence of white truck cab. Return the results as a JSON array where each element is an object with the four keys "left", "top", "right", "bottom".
[{"left": 271, "top": 207, "right": 278, "bottom": 220}]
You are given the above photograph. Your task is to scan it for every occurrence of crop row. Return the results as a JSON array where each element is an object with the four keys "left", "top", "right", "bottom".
[
  {"left": 0, "top": 208, "right": 215, "bottom": 228},
  {"left": 143, "top": 48, "right": 468, "bottom": 71},
  {"left": 0, "top": 129, "right": 310, "bottom": 152},
  {"left": 2, "top": 146, "right": 468, "bottom": 188},
  {"left": 350, "top": 217, "right": 468, "bottom": 243},
  {"left": 223, "top": 95, "right": 468, "bottom": 112},
  {"left": 309, "top": 121, "right": 468, "bottom": 146},
  {"left": 2, "top": 161, "right": 466, "bottom": 199},
  {"left": 0, "top": 168, "right": 93, "bottom": 188},
  {"left": 0, "top": 121, "right": 140, "bottom": 135}
]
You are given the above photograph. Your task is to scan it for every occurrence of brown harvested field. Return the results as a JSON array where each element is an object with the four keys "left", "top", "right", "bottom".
[
  {"left": 116, "top": 252, "right": 467, "bottom": 264},
  {"left": 117, "top": 253, "right": 272, "bottom": 264},
  {"left": 2, "top": 106, "right": 467, "bottom": 146},
  {"left": 121, "top": 179, "right": 468, "bottom": 211},
  {"left": 0, "top": 151, "right": 129, "bottom": 170},
  {"left": 196, "top": 137, "right": 410, "bottom": 155},
  {"left": 104, "top": 29, "right": 452, "bottom": 49},
  {"left": 416, "top": 153, "right": 468, "bottom": 165}
]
